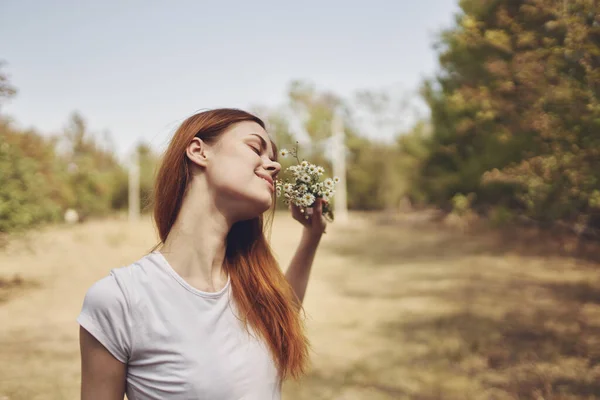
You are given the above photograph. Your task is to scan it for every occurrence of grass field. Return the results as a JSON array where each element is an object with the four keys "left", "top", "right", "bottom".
[{"left": 1, "top": 212, "right": 599, "bottom": 399}]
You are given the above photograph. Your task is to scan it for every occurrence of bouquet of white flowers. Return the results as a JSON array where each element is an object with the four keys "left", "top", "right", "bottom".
[{"left": 275, "top": 142, "right": 339, "bottom": 222}]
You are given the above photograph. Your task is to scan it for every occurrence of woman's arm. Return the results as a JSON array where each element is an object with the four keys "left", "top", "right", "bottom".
[
  {"left": 79, "top": 326, "right": 127, "bottom": 400},
  {"left": 285, "top": 198, "right": 327, "bottom": 305},
  {"left": 285, "top": 228, "right": 322, "bottom": 305}
]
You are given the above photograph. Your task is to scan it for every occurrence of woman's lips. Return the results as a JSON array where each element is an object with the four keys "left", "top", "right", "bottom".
[{"left": 258, "top": 175, "right": 274, "bottom": 192}]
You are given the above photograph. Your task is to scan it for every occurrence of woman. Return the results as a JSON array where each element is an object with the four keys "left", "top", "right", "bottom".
[{"left": 77, "top": 108, "right": 327, "bottom": 399}]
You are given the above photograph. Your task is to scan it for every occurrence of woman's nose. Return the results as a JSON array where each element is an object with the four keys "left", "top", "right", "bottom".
[{"left": 265, "top": 160, "right": 281, "bottom": 176}]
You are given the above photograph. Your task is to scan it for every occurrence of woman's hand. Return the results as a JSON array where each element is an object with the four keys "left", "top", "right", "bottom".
[{"left": 290, "top": 197, "right": 328, "bottom": 236}]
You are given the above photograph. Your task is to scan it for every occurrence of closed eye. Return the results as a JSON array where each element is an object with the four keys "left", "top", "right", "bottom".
[
  {"left": 250, "top": 145, "right": 261, "bottom": 156},
  {"left": 248, "top": 133, "right": 276, "bottom": 161}
]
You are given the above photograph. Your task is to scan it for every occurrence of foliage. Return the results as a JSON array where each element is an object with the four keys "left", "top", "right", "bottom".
[
  {"left": 0, "top": 109, "right": 155, "bottom": 232},
  {"left": 410, "top": 0, "right": 600, "bottom": 228},
  {"left": 0, "top": 121, "right": 69, "bottom": 232},
  {"left": 59, "top": 112, "right": 126, "bottom": 219},
  {"left": 0, "top": 61, "right": 16, "bottom": 112}
]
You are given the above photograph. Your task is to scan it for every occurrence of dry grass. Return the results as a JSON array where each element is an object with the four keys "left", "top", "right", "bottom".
[{"left": 1, "top": 212, "right": 599, "bottom": 399}]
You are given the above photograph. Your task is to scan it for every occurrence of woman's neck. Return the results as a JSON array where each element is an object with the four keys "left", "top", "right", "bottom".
[{"left": 160, "top": 189, "right": 231, "bottom": 293}]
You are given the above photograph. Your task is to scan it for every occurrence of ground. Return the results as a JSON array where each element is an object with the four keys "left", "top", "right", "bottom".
[{"left": 0, "top": 212, "right": 599, "bottom": 399}]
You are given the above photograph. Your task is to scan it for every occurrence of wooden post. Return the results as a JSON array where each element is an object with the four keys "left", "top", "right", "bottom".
[{"left": 332, "top": 109, "right": 349, "bottom": 223}]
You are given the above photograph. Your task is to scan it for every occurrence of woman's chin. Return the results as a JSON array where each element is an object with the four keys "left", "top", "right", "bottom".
[
  {"left": 233, "top": 195, "right": 273, "bottom": 222},
  {"left": 257, "top": 195, "right": 274, "bottom": 214},
  {"left": 255, "top": 190, "right": 276, "bottom": 215}
]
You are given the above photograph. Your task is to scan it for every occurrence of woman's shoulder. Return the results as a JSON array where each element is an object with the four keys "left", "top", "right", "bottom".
[
  {"left": 77, "top": 255, "right": 156, "bottom": 363},
  {"left": 108, "top": 252, "right": 155, "bottom": 283},
  {"left": 83, "top": 252, "right": 156, "bottom": 306}
]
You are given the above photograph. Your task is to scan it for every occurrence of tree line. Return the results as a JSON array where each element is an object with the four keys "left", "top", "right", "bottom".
[
  {"left": 1, "top": 0, "right": 598, "bottom": 235},
  {"left": 0, "top": 71, "right": 409, "bottom": 234}
]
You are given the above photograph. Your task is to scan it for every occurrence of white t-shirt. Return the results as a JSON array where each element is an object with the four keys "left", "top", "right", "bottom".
[{"left": 77, "top": 251, "right": 282, "bottom": 400}]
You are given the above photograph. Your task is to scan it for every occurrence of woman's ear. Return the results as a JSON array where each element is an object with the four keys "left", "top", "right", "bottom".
[{"left": 186, "top": 137, "right": 209, "bottom": 168}]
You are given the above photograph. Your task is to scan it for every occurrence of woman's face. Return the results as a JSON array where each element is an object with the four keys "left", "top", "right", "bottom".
[{"left": 201, "top": 121, "right": 281, "bottom": 221}]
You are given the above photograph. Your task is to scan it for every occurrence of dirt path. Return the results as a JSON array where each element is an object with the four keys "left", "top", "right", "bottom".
[{"left": 1, "top": 213, "right": 599, "bottom": 399}]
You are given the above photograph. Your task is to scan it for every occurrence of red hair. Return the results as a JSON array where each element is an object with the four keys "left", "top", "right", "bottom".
[{"left": 151, "top": 108, "right": 310, "bottom": 381}]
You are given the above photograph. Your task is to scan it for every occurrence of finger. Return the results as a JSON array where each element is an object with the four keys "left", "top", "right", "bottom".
[
  {"left": 291, "top": 203, "right": 306, "bottom": 221},
  {"left": 291, "top": 204, "right": 301, "bottom": 218},
  {"left": 315, "top": 198, "right": 323, "bottom": 214}
]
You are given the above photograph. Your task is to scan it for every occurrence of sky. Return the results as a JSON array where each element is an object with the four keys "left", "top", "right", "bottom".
[{"left": 0, "top": 0, "right": 459, "bottom": 158}]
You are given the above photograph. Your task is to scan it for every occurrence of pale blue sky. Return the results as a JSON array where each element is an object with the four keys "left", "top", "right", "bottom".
[{"left": 0, "top": 0, "right": 459, "bottom": 157}]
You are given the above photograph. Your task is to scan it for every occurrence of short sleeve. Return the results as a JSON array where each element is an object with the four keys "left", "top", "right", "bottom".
[{"left": 77, "top": 273, "right": 133, "bottom": 363}]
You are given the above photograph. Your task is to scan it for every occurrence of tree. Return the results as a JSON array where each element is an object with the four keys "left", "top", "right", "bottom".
[
  {"left": 0, "top": 120, "right": 69, "bottom": 232},
  {"left": 138, "top": 142, "right": 159, "bottom": 212},
  {"left": 61, "top": 112, "right": 126, "bottom": 219},
  {"left": 0, "top": 62, "right": 16, "bottom": 112},
  {"left": 415, "top": 0, "right": 600, "bottom": 227}
]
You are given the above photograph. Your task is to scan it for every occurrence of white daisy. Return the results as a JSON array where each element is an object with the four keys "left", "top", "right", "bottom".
[
  {"left": 302, "top": 193, "right": 315, "bottom": 205},
  {"left": 287, "top": 165, "right": 299, "bottom": 176},
  {"left": 280, "top": 149, "right": 289, "bottom": 157},
  {"left": 300, "top": 173, "right": 311, "bottom": 183}
]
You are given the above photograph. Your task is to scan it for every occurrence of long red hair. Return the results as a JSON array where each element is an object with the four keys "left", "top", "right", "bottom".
[{"left": 150, "top": 108, "right": 310, "bottom": 381}]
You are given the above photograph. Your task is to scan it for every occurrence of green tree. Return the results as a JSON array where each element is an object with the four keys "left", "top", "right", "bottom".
[
  {"left": 0, "top": 121, "right": 70, "bottom": 232},
  {"left": 288, "top": 80, "right": 343, "bottom": 145},
  {"left": 138, "top": 142, "right": 159, "bottom": 212},
  {"left": 61, "top": 112, "right": 126, "bottom": 219},
  {"left": 0, "top": 62, "right": 16, "bottom": 111},
  {"left": 415, "top": 0, "right": 600, "bottom": 227},
  {"left": 396, "top": 120, "right": 432, "bottom": 206}
]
